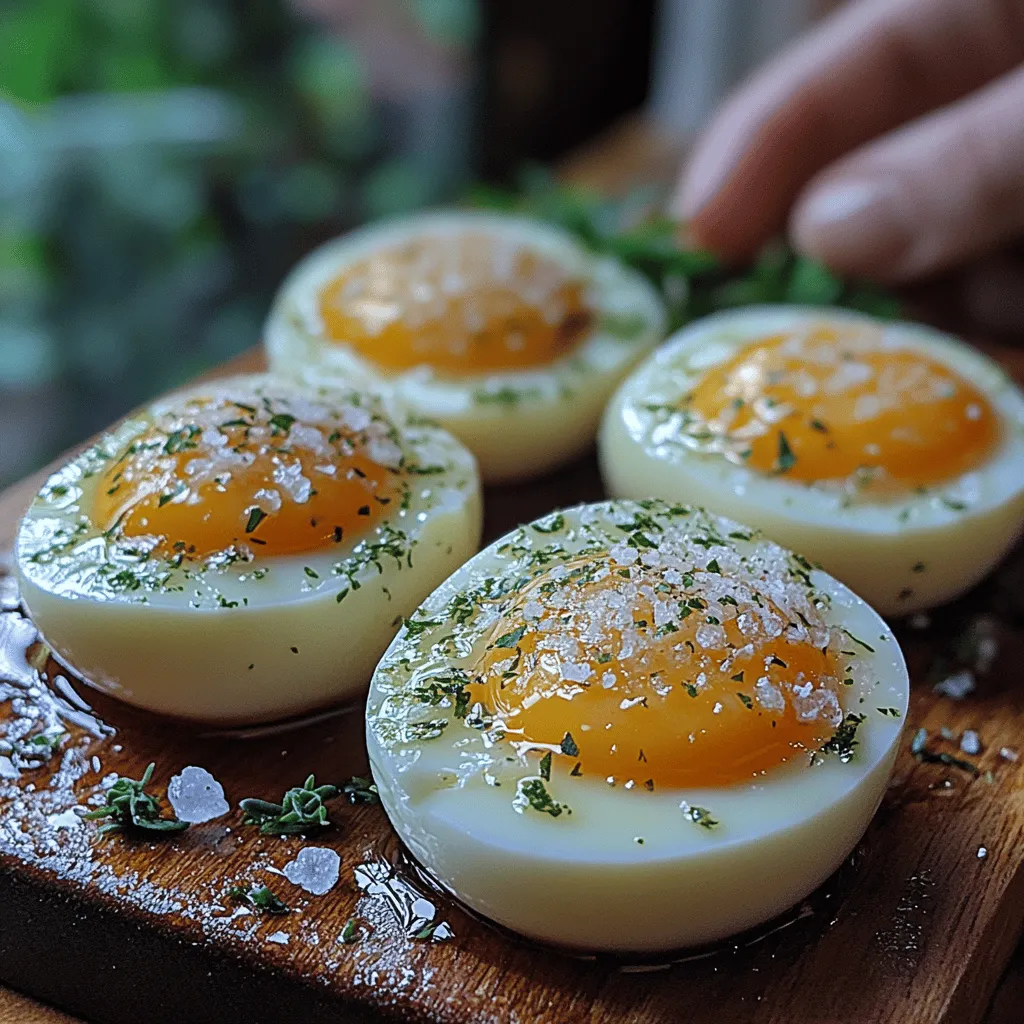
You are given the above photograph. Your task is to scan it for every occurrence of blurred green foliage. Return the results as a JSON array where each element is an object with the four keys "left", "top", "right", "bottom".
[{"left": 0, "top": 0, "right": 477, "bottom": 485}]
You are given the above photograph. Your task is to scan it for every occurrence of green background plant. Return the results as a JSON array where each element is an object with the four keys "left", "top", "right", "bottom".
[{"left": 0, "top": 0, "right": 478, "bottom": 486}]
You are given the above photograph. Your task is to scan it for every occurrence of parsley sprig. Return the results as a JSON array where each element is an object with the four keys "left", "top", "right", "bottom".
[
  {"left": 239, "top": 775, "right": 340, "bottom": 836},
  {"left": 469, "top": 167, "right": 900, "bottom": 331},
  {"left": 83, "top": 763, "right": 189, "bottom": 837}
]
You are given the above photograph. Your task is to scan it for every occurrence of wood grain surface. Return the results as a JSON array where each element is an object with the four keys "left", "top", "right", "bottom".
[{"left": 2, "top": 117, "right": 1024, "bottom": 1024}]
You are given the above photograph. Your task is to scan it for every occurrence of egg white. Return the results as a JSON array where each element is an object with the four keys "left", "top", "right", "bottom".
[
  {"left": 600, "top": 306, "right": 1024, "bottom": 614},
  {"left": 366, "top": 500, "right": 908, "bottom": 952},
  {"left": 15, "top": 374, "right": 482, "bottom": 724},
  {"left": 264, "top": 210, "right": 667, "bottom": 483}
]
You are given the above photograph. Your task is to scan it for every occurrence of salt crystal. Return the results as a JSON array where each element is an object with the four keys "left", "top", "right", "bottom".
[
  {"left": 167, "top": 766, "right": 230, "bottom": 824},
  {"left": 560, "top": 662, "right": 592, "bottom": 684},
  {"left": 933, "top": 670, "right": 975, "bottom": 700},
  {"left": 977, "top": 847, "right": 987, "bottom": 859},
  {"left": 959, "top": 730, "right": 982, "bottom": 756},
  {"left": 284, "top": 846, "right": 341, "bottom": 896},
  {"left": 999, "top": 747, "right": 1019, "bottom": 763},
  {"left": 522, "top": 601, "right": 544, "bottom": 621},
  {"left": 47, "top": 809, "right": 83, "bottom": 830},
  {"left": 0, "top": 756, "right": 19, "bottom": 780},
  {"left": 609, "top": 543, "right": 638, "bottom": 567},
  {"left": 267, "top": 931, "right": 290, "bottom": 945},
  {"left": 754, "top": 677, "right": 785, "bottom": 713}
]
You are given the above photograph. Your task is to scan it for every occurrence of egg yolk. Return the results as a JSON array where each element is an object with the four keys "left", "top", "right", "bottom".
[
  {"left": 477, "top": 553, "right": 844, "bottom": 789},
  {"left": 686, "top": 324, "right": 1000, "bottom": 493},
  {"left": 318, "top": 231, "right": 593, "bottom": 375},
  {"left": 93, "top": 394, "right": 402, "bottom": 559}
]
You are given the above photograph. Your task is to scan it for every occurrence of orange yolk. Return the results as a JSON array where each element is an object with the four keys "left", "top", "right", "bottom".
[
  {"left": 477, "top": 557, "right": 843, "bottom": 789},
  {"left": 688, "top": 325, "right": 1000, "bottom": 492},
  {"left": 93, "top": 396, "right": 401, "bottom": 559},
  {"left": 318, "top": 232, "right": 592, "bottom": 375}
]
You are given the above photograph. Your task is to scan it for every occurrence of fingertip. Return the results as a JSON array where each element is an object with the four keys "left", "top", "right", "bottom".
[{"left": 789, "top": 176, "right": 911, "bottom": 282}]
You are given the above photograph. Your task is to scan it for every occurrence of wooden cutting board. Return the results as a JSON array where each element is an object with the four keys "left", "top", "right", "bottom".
[{"left": 1, "top": 339, "right": 1023, "bottom": 1024}]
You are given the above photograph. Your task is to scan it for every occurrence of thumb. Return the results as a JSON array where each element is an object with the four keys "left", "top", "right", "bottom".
[{"left": 790, "top": 64, "right": 1024, "bottom": 283}]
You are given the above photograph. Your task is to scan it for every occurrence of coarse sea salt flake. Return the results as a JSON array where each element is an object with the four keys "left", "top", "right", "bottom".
[
  {"left": 934, "top": 670, "right": 975, "bottom": 700},
  {"left": 167, "top": 766, "right": 230, "bottom": 824},
  {"left": 284, "top": 846, "right": 341, "bottom": 896}
]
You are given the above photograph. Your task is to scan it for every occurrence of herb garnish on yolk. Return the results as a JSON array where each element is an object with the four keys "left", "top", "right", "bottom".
[
  {"left": 473, "top": 523, "right": 846, "bottom": 789},
  {"left": 685, "top": 324, "right": 1000, "bottom": 493},
  {"left": 94, "top": 393, "right": 404, "bottom": 560}
]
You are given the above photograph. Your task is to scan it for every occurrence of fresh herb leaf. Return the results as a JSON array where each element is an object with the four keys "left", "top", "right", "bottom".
[
  {"left": 737, "top": 692, "right": 753, "bottom": 710},
  {"left": 83, "top": 763, "right": 188, "bottom": 836},
  {"left": 842, "top": 629, "right": 875, "bottom": 653},
  {"left": 163, "top": 425, "right": 200, "bottom": 455},
  {"left": 518, "top": 778, "right": 568, "bottom": 818},
  {"left": 820, "top": 713, "right": 867, "bottom": 762},
  {"left": 245, "top": 507, "right": 268, "bottom": 534},
  {"left": 227, "top": 885, "right": 290, "bottom": 914},
  {"left": 776, "top": 431, "right": 797, "bottom": 473},
  {"left": 560, "top": 732, "right": 579, "bottom": 757},
  {"left": 341, "top": 776, "right": 379, "bottom": 805},
  {"left": 683, "top": 804, "right": 718, "bottom": 829},
  {"left": 532, "top": 514, "right": 565, "bottom": 534},
  {"left": 539, "top": 751, "right": 552, "bottom": 780},
  {"left": 238, "top": 775, "right": 340, "bottom": 836},
  {"left": 493, "top": 625, "right": 527, "bottom": 649},
  {"left": 268, "top": 412, "right": 296, "bottom": 435}
]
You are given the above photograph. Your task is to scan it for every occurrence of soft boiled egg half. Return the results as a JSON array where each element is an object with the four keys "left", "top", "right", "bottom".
[
  {"left": 600, "top": 307, "right": 1024, "bottom": 614},
  {"left": 366, "top": 500, "right": 908, "bottom": 952},
  {"left": 15, "top": 374, "right": 482, "bottom": 724},
  {"left": 264, "top": 210, "right": 666, "bottom": 483}
]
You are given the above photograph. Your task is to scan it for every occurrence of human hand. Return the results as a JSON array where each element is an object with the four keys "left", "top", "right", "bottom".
[{"left": 674, "top": 0, "right": 1024, "bottom": 328}]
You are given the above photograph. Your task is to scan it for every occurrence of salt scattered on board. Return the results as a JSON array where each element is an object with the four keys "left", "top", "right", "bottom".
[
  {"left": 167, "top": 766, "right": 230, "bottom": 824},
  {"left": 284, "top": 846, "right": 341, "bottom": 896},
  {"left": 933, "top": 670, "right": 975, "bottom": 700}
]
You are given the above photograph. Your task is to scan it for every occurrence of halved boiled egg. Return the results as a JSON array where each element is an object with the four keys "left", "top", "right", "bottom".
[
  {"left": 600, "top": 307, "right": 1024, "bottom": 614},
  {"left": 264, "top": 211, "right": 666, "bottom": 483},
  {"left": 366, "top": 500, "right": 908, "bottom": 951},
  {"left": 15, "top": 375, "right": 482, "bottom": 723}
]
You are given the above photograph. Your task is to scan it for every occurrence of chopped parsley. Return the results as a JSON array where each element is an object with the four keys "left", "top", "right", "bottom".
[
  {"left": 775, "top": 431, "right": 797, "bottom": 473},
  {"left": 493, "top": 625, "right": 527, "bottom": 649},
  {"left": 341, "top": 776, "right": 380, "bottom": 805},
  {"left": 539, "top": 751, "right": 552, "bottom": 780},
  {"left": 163, "top": 425, "right": 201, "bottom": 455},
  {"left": 910, "top": 728, "right": 979, "bottom": 776},
  {"left": 560, "top": 732, "right": 579, "bottom": 757},
  {"left": 842, "top": 629, "right": 875, "bottom": 653},
  {"left": 227, "top": 885, "right": 289, "bottom": 914},
  {"left": 518, "top": 778, "right": 568, "bottom": 818},
  {"left": 268, "top": 412, "right": 296, "bottom": 435},
  {"left": 820, "top": 713, "right": 867, "bottom": 762},
  {"left": 532, "top": 514, "right": 566, "bottom": 534},
  {"left": 736, "top": 692, "right": 753, "bottom": 710},
  {"left": 245, "top": 507, "right": 268, "bottom": 534},
  {"left": 683, "top": 805, "right": 718, "bottom": 829}
]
